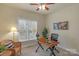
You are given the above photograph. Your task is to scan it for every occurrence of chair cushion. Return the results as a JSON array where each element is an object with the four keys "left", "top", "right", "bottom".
[{"left": 39, "top": 36, "right": 46, "bottom": 44}]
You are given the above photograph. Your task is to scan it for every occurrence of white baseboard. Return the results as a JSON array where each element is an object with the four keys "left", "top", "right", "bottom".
[
  {"left": 21, "top": 40, "right": 37, "bottom": 48},
  {"left": 58, "top": 45, "right": 79, "bottom": 55}
]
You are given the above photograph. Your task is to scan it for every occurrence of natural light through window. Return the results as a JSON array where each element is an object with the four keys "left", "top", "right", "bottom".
[{"left": 17, "top": 19, "right": 37, "bottom": 41}]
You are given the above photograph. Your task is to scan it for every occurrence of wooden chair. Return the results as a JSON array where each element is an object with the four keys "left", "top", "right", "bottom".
[{"left": 0, "top": 40, "right": 21, "bottom": 56}]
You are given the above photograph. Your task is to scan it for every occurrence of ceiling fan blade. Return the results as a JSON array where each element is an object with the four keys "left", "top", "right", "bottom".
[
  {"left": 30, "top": 3, "right": 54, "bottom": 5},
  {"left": 30, "top": 3, "right": 53, "bottom": 11},
  {"left": 36, "top": 8, "right": 39, "bottom": 11},
  {"left": 45, "top": 3, "right": 55, "bottom": 5},
  {"left": 45, "top": 6, "right": 49, "bottom": 10},
  {"left": 30, "top": 3, "right": 38, "bottom": 5}
]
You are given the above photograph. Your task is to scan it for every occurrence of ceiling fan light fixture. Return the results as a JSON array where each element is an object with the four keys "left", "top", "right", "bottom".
[
  {"left": 39, "top": 5, "right": 42, "bottom": 10},
  {"left": 42, "top": 5, "right": 45, "bottom": 10},
  {"left": 38, "top": 4, "right": 45, "bottom": 10},
  {"left": 30, "top": 3, "right": 54, "bottom": 11}
]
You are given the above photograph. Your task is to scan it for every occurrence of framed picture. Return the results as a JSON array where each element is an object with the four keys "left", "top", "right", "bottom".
[
  {"left": 53, "top": 21, "right": 68, "bottom": 30},
  {"left": 59, "top": 21, "right": 68, "bottom": 30},
  {"left": 53, "top": 23, "right": 59, "bottom": 30}
]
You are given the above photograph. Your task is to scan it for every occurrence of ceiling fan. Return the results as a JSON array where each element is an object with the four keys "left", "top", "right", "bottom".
[{"left": 30, "top": 3, "right": 54, "bottom": 11}]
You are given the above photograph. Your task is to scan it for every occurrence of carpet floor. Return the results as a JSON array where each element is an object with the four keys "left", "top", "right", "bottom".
[{"left": 21, "top": 45, "right": 79, "bottom": 56}]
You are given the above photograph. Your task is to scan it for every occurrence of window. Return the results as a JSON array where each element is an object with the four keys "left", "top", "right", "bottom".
[{"left": 17, "top": 19, "right": 37, "bottom": 41}]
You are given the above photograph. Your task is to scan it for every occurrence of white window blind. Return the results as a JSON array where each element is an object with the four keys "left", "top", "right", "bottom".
[{"left": 17, "top": 19, "right": 37, "bottom": 41}]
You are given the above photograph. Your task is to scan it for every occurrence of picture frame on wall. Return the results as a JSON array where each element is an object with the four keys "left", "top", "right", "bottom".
[
  {"left": 53, "top": 23, "right": 59, "bottom": 30},
  {"left": 59, "top": 21, "right": 68, "bottom": 30},
  {"left": 53, "top": 21, "right": 68, "bottom": 30}
]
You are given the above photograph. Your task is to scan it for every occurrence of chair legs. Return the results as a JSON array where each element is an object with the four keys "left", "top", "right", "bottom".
[
  {"left": 36, "top": 46, "right": 39, "bottom": 52},
  {"left": 46, "top": 48, "right": 48, "bottom": 51},
  {"left": 39, "top": 44, "right": 44, "bottom": 50},
  {"left": 48, "top": 47, "right": 56, "bottom": 56},
  {"left": 46, "top": 46, "right": 59, "bottom": 56},
  {"left": 50, "top": 51, "right": 56, "bottom": 56},
  {"left": 36, "top": 43, "right": 59, "bottom": 56},
  {"left": 54, "top": 47, "right": 59, "bottom": 53},
  {"left": 36, "top": 42, "right": 44, "bottom": 53}
]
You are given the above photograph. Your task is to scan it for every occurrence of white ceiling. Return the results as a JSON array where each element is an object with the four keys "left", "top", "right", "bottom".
[{"left": 3, "top": 3, "right": 73, "bottom": 15}]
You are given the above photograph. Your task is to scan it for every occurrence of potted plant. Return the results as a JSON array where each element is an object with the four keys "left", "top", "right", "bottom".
[
  {"left": 0, "top": 45, "right": 6, "bottom": 53},
  {"left": 42, "top": 27, "right": 48, "bottom": 40}
]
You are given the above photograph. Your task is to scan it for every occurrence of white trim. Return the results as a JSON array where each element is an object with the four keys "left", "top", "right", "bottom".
[
  {"left": 21, "top": 40, "right": 37, "bottom": 48},
  {"left": 19, "top": 39, "right": 36, "bottom": 42},
  {"left": 58, "top": 45, "right": 79, "bottom": 55}
]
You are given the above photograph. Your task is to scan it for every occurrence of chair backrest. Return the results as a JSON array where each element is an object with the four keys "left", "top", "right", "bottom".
[
  {"left": 38, "top": 36, "right": 46, "bottom": 44},
  {"left": 51, "top": 33, "right": 59, "bottom": 41}
]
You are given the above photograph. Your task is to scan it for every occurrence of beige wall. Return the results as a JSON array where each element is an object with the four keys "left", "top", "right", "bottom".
[
  {"left": 46, "top": 4, "right": 79, "bottom": 52},
  {"left": 0, "top": 4, "right": 45, "bottom": 39}
]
